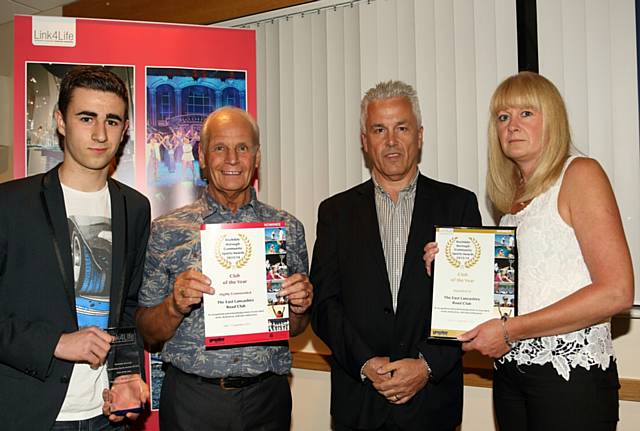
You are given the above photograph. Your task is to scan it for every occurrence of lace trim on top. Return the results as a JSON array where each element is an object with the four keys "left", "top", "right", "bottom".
[
  {"left": 498, "top": 157, "right": 615, "bottom": 380},
  {"left": 499, "top": 323, "right": 614, "bottom": 381}
]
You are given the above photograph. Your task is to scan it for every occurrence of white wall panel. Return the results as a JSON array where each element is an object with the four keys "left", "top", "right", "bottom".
[
  {"left": 278, "top": 19, "right": 295, "bottom": 213},
  {"left": 342, "top": 6, "right": 365, "bottom": 186},
  {"left": 414, "top": 0, "right": 439, "bottom": 179},
  {"left": 434, "top": 0, "right": 458, "bottom": 184},
  {"left": 610, "top": 0, "right": 640, "bottom": 306},
  {"left": 537, "top": 0, "right": 565, "bottom": 89},
  {"left": 560, "top": 0, "right": 588, "bottom": 155},
  {"left": 326, "top": 8, "right": 348, "bottom": 194},
  {"left": 397, "top": 0, "right": 417, "bottom": 86},
  {"left": 538, "top": 0, "right": 640, "bottom": 304},
  {"left": 453, "top": 0, "right": 479, "bottom": 194},
  {"left": 375, "top": 0, "right": 399, "bottom": 80},
  {"left": 495, "top": 0, "right": 519, "bottom": 78},
  {"left": 310, "top": 10, "right": 329, "bottom": 238},
  {"left": 585, "top": 1, "right": 612, "bottom": 166},
  {"left": 261, "top": 22, "right": 282, "bottom": 206},
  {"left": 358, "top": 2, "right": 377, "bottom": 92},
  {"left": 292, "top": 15, "right": 315, "bottom": 242}
]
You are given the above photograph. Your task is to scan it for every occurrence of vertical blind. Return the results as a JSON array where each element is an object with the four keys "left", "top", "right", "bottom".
[
  {"left": 240, "top": 0, "right": 519, "bottom": 257},
  {"left": 537, "top": 0, "right": 640, "bottom": 304},
  {"left": 227, "top": 0, "right": 639, "bottom": 304}
]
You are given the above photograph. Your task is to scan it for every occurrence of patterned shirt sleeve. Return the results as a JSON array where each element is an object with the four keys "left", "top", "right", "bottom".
[
  {"left": 284, "top": 214, "right": 309, "bottom": 277},
  {"left": 138, "top": 220, "right": 171, "bottom": 307}
]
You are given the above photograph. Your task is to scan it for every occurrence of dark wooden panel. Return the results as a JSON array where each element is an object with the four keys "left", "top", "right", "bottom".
[
  {"left": 291, "top": 351, "right": 640, "bottom": 402},
  {"left": 63, "top": 0, "right": 316, "bottom": 25}
]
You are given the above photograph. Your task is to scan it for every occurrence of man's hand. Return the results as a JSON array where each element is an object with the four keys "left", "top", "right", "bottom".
[
  {"left": 280, "top": 273, "right": 313, "bottom": 315},
  {"left": 373, "top": 358, "right": 429, "bottom": 404},
  {"left": 102, "top": 374, "right": 149, "bottom": 422},
  {"left": 54, "top": 326, "right": 114, "bottom": 369},
  {"left": 422, "top": 242, "right": 439, "bottom": 277},
  {"left": 362, "top": 356, "right": 391, "bottom": 385},
  {"left": 170, "top": 269, "right": 214, "bottom": 316}
]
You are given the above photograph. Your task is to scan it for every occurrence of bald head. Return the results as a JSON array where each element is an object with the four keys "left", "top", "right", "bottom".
[
  {"left": 200, "top": 107, "right": 259, "bottom": 155},
  {"left": 198, "top": 106, "right": 261, "bottom": 212}
]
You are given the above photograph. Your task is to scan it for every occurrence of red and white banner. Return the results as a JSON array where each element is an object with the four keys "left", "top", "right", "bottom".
[{"left": 14, "top": 15, "right": 256, "bottom": 430}]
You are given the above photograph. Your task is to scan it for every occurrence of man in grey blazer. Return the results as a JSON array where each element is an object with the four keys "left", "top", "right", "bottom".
[{"left": 0, "top": 66, "right": 150, "bottom": 430}]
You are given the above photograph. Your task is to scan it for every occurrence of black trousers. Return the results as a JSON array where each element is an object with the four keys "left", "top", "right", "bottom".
[
  {"left": 333, "top": 422, "right": 455, "bottom": 431},
  {"left": 334, "top": 416, "right": 455, "bottom": 431},
  {"left": 334, "top": 419, "right": 402, "bottom": 431},
  {"left": 494, "top": 360, "right": 620, "bottom": 431},
  {"left": 159, "top": 364, "right": 291, "bottom": 431},
  {"left": 51, "top": 415, "right": 125, "bottom": 430}
]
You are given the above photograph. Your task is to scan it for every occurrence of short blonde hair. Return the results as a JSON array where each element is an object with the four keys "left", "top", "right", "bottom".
[{"left": 487, "top": 72, "right": 571, "bottom": 214}]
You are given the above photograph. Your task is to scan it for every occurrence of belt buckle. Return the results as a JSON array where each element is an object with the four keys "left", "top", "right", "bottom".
[{"left": 219, "top": 377, "right": 235, "bottom": 391}]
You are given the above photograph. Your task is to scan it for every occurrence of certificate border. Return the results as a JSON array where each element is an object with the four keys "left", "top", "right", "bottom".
[
  {"left": 201, "top": 220, "right": 290, "bottom": 347},
  {"left": 429, "top": 225, "right": 518, "bottom": 340}
]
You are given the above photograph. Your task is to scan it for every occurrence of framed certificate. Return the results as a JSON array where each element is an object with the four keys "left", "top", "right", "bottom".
[
  {"left": 430, "top": 226, "right": 517, "bottom": 339},
  {"left": 201, "top": 221, "right": 289, "bottom": 347}
]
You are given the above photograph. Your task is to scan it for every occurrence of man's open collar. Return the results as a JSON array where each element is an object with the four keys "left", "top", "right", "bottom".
[{"left": 198, "top": 187, "right": 259, "bottom": 220}]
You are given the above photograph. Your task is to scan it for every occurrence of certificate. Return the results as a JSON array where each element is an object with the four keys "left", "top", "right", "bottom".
[
  {"left": 430, "top": 226, "right": 517, "bottom": 339},
  {"left": 201, "top": 221, "right": 289, "bottom": 347}
]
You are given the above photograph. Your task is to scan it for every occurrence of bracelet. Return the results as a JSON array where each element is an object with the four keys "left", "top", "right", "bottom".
[
  {"left": 500, "top": 315, "right": 517, "bottom": 350},
  {"left": 418, "top": 352, "right": 433, "bottom": 381}
]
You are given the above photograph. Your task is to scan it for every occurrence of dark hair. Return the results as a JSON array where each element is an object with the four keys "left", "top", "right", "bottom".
[
  {"left": 58, "top": 66, "right": 129, "bottom": 119},
  {"left": 56, "top": 66, "right": 130, "bottom": 148}
]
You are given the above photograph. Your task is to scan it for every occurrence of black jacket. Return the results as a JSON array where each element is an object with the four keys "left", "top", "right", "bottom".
[
  {"left": 0, "top": 165, "right": 150, "bottom": 430},
  {"left": 311, "top": 174, "right": 482, "bottom": 430}
]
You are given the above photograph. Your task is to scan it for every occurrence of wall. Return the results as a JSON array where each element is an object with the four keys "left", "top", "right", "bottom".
[
  {"left": 0, "top": 7, "right": 64, "bottom": 184},
  {"left": 0, "top": 21, "right": 14, "bottom": 183}
]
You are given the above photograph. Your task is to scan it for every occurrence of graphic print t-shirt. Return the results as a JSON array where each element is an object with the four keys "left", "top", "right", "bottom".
[{"left": 57, "top": 182, "right": 112, "bottom": 421}]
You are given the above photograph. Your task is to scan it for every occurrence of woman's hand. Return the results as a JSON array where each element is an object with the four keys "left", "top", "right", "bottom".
[{"left": 458, "top": 318, "right": 512, "bottom": 358}]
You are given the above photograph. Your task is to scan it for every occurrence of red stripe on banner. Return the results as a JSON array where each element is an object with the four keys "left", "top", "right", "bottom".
[
  {"left": 201, "top": 221, "right": 285, "bottom": 230},
  {"left": 205, "top": 330, "right": 289, "bottom": 347}
]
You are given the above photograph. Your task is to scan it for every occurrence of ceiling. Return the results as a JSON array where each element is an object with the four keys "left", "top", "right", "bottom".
[
  {"left": 1, "top": 0, "right": 315, "bottom": 26},
  {"left": 1, "top": 0, "right": 74, "bottom": 25}
]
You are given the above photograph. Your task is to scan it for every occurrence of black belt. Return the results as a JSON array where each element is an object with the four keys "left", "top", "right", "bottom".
[
  {"left": 172, "top": 365, "right": 277, "bottom": 390},
  {"left": 200, "top": 372, "right": 276, "bottom": 389}
]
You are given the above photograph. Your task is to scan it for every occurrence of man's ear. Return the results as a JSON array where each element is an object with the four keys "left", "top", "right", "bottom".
[
  {"left": 361, "top": 132, "right": 368, "bottom": 153},
  {"left": 54, "top": 110, "right": 66, "bottom": 137},
  {"left": 120, "top": 119, "right": 130, "bottom": 142},
  {"left": 255, "top": 147, "right": 261, "bottom": 169},
  {"left": 198, "top": 142, "right": 206, "bottom": 169}
]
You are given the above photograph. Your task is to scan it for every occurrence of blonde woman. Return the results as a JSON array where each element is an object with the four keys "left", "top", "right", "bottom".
[{"left": 424, "top": 72, "right": 633, "bottom": 430}]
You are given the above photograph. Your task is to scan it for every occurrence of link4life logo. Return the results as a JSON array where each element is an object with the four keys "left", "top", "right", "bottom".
[{"left": 32, "top": 16, "right": 76, "bottom": 47}]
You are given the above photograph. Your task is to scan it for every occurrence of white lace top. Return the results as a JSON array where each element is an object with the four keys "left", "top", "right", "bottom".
[{"left": 499, "top": 156, "right": 614, "bottom": 380}]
